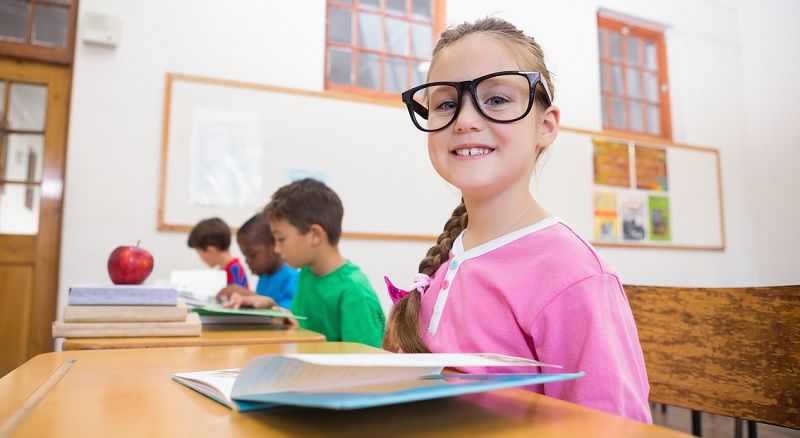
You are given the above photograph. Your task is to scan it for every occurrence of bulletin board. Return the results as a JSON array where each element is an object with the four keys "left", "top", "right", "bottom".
[
  {"left": 158, "top": 73, "right": 724, "bottom": 250},
  {"left": 535, "top": 128, "right": 725, "bottom": 251}
]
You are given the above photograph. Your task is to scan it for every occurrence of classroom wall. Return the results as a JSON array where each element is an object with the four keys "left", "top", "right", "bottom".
[
  {"left": 58, "top": 0, "right": 799, "bottom": 322},
  {"left": 738, "top": 0, "right": 800, "bottom": 285}
]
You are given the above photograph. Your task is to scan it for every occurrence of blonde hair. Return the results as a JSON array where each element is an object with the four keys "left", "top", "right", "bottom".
[{"left": 382, "top": 17, "right": 555, "bottom": 353}]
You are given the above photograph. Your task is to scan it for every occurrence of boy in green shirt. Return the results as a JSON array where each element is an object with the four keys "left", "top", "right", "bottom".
[{"left": 224, "top": 178, "right": 385, "bottom": 348}]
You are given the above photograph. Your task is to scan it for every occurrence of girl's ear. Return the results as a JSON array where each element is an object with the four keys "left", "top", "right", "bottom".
[
  {"left": 537, "top": 105, "right": 560, "bottom": 148},
  {"left": 307, "top": 224, "right": 328, "bottom": 247}
]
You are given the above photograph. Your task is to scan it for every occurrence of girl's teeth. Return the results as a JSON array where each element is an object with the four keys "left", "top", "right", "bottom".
[{"left": 456, "top": 148, "right": 491, "bottom": 156}]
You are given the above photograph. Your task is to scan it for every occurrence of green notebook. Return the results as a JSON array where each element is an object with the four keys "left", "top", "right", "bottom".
[{"left": 190, "top": 305, "right": 306, "bottom": 320}]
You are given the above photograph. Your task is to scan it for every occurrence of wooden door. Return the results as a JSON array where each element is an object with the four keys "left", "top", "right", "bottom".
[{"left": 0, "top": 57, "right": 70, "bottom": 376}]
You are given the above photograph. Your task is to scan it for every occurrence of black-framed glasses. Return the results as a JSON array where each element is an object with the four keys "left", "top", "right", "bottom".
[{"left": 401, "top": 71, "right": 553, "bottom": 132}]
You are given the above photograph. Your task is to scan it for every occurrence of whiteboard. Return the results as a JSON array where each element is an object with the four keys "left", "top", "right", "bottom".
[
  {"left": 159, "top": 74, "right": 724, "bottom": 250},
  {"left": 159, "top": 73, "right": 459, "bottom": 240}
]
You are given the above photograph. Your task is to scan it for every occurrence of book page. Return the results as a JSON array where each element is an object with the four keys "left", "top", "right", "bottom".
[
  {"left": 285, "top": 353, "right": 559, "bottom": 368},
  {"left": 230, "top": 353, "right": 558, "bottom": 398},
  {"left": 173, "top": 369, "right": 241, "bottom": 405},
  {"left": 231, "top": 356, "right": 441, "bottom": 398}
]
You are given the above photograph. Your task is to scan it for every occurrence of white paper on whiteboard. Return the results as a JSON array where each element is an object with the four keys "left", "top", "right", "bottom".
[{"left": 188, "top": 108, "right": 263, "bottom": 208}]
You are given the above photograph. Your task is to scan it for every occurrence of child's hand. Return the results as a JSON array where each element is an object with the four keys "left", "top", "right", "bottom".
[
  {"left": 272, "top": 306, "right": 299, "bottom": 328},
  {"left": 217, "top": 285, "right": 255, "bottom": 300},
  {"left": 223, "top": 293, "right": 276, "bottom": 309}
]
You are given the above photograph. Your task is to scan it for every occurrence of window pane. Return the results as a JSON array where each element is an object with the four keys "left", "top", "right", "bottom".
[
  {"left": 358, "top": 12, "right": 381, "bottom": 50},
  {"left": 34, "top": 4, "right": 69, "bottom": 47},
  {"left": 3, "top": 134, "right": 44, "bottom": 181},
  {"left": 626, "top": 68, "right": 641, "bottom": 98},
  {"left": 9, "top": 83, "right": 48, "bottom": 131},
  {"left": 411, "top": 22, "right": 432, "bottom": 57},
  {"left": 611, "top": 98, "right": 625, "bottom": 129},
  {"left": 360, "top": 0, "right": 379, "bottom": 10},
  {"left": 412, "top": 0, "right": 431, "bottom": 19},
  {"left": 599, "top": 64, "right": 607, "bottom": 92},
  {"left": 609, "top": 32, "right": 622, "bottom": 60},
  {"left": 386, "top": 0, "right": 405, "bottom": 15},
  {"left": 385, "top": 17, "right": 408, "bottom": 55},
  {"left": 412, "top": 61, "right": 428, "bottom": 87},
  {"left": 385, "top": 57, "right": 407, "bottom": 93},
  {"left": 627, "top": 37, "right": 640, "bottom": 65},
  {"left": 0, "top": 0, "right": 29, "bottom": 41},
  {"left": 647, "top": 105, "right": 661, "bottom": 135},
  {"left": 629, "top": 102, "right": 643, "bottom": 132},
  {"left": 611, "top": 65, "right": 623, "bottom": 94},
  {"left": 357, "top": 52, "right": 381, "bottom": 90},
  {"left": 329, "top": 47, "right": 352, "bottom": 85},
  {"left": 644, "top": 72, "right": 658, "bottom": 102},
  {"left": 0, "top": 183, "right": 40, "bottom": 235},
  {"left": 329, "top": 8, "right": 352, "bottom": 44},
  {"left": 644, "top": 41, "right": 658, "bottom": 69},
  {"left": 599, "top": 29, "right": 605, "bottom": 56},
  {"left": 601, "top": 96, "right": 610, "bottom": 127}
]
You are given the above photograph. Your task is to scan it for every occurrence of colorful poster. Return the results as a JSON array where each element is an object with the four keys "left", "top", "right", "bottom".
[
  {"left": 635, "top": 146, "right": 668, "bottom": 191},
  {"left": 648, "top": 196, "right": 671, "bottom": 241},
  {"left": 619, "top": 193, "right": 647, "bottom": 241},
  {"left": 593, "top": 191, "right": 619, "bottom": 241},
  {"left": 593, "top": 139, "right": 630, "bottom": 188}
]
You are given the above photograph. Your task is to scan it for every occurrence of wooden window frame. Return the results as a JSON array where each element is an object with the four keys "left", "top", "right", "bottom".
[
  {"left": 0, "top": 0, "right": 79, "bottom": 65},
  {"left": 324, "top": 0, "right": 445, "bottom": 100},
  {"left": 598, "top": 14, "right": 672, "bottom": 140}
]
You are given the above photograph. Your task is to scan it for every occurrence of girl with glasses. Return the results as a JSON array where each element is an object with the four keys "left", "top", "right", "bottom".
[{"left": 383, "top": 17, "right": 652, "bottom": 423}]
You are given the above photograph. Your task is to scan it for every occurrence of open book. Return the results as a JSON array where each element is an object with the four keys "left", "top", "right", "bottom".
[
  {"left": 190, "top": 305, "right": 305, "bottom": 325},
  {"left": 172, "top": 353, "right": 584, "bottom": 411}
]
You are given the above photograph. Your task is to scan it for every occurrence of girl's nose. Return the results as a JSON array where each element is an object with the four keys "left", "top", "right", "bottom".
[{"left": 453, "top": 93, "right": 484, "bottom": 132}]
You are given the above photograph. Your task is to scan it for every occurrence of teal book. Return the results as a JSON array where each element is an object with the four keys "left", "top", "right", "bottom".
[{"left": 172, "top": 353, "right": 584, "bottom": 411}]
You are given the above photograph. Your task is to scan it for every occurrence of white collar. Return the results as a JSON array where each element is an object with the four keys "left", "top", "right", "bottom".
[{"left": 452, "top": 216, "right": 561, "bottom": 260}]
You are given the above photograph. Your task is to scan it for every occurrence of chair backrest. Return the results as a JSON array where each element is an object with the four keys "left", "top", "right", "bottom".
[{"left": 624, "top": 285, "right": 799, "bottom": 429}]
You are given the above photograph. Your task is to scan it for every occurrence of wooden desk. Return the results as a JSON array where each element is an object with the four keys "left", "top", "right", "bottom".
[
  {"left": 0, "top": 343, "right": 689, "bottom": 437},
  {"left": 62, "top": 326, "right": 326, "bottom": 350}
]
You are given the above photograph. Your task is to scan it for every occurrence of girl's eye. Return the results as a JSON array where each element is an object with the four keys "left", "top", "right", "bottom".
[
  {"left": 434, "top": 100, "right": 457, "bottom": 112},
  {"left": 484, "top": 95, "right": 510, "bottom": 107}
]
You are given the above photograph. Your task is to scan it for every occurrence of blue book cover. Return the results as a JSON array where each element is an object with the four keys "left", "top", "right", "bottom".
[{"left": 172, "top": 353, "right": 583, "bottom": 411}]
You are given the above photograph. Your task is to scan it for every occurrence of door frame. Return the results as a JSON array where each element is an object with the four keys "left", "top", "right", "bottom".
[{"left": 0, "top": 57, "right": 71, "bottom": 361}]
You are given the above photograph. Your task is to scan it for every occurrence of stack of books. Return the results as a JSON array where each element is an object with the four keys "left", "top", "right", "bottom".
[{"left": 52, "top": 284, "right": 201, "bottom": 338}]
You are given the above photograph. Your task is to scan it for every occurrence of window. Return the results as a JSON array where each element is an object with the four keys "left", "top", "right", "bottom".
[
  {"left": 598, "top": 14, "right": 671, "bottom": 139},
  {"left": 0, "top": 0, "right": 77, "bottom": 64},
  {"left": 325, "top": 0, "right": 443, "bottom": 98}
]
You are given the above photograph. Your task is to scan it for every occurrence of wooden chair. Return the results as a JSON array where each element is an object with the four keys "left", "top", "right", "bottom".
[{"left": 624, "top": 285, "right": 800, "bottom": 436}]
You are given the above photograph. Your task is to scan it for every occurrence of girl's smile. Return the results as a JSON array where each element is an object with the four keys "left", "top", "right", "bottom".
[{"left": 451, "top": 144, "right": 496, "bottom": 159}]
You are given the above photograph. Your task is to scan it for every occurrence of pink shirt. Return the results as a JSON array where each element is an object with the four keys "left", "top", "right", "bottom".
[{"left": 419, "top": 217, "right": 652, "bottom": 423}]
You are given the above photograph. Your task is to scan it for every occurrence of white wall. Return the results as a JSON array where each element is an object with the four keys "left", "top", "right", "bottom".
[
  {"left": 59, "top": 0, "right": 799, "bottom": 321},
  {"left": 738, "top": 0, "right": 800, "bottom": 285}
]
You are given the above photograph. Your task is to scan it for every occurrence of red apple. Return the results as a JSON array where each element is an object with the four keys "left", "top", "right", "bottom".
[{"left": 107, "top": 243, "right": 154, "bottom": 285}]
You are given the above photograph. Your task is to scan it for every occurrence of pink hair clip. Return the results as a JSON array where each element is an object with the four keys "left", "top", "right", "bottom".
[{"left": 384, "top": 274, "right": 431, "bottom": 304}]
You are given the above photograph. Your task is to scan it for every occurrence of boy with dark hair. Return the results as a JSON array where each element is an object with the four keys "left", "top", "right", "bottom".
[
  {"left": 217, "top": 214, "right": 298, "bottom": 309},
  {"left": 224, "top": 179, "right": 385, "bottom": 347},
  {"left": 187, "top": 217, "right": 248, "bottom": 288}
]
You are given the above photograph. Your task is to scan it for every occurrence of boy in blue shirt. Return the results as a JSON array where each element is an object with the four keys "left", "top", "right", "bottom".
[{"left": 217, "top": 214, "right": 298, "bottom": 309}]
